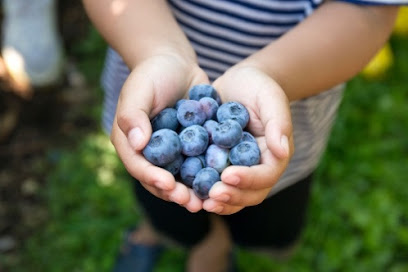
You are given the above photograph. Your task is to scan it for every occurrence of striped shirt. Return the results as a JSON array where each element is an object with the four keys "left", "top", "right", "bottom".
[{"left": 101, "top": 0, "right": 406, "bottom": 196}]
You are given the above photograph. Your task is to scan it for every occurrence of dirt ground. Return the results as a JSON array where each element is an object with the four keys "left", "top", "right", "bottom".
[{"left": 0, "top": 0, "right": 100, "bottom": 261}]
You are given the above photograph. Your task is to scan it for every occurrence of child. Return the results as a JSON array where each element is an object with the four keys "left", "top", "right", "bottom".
[{"left": 82, "top": 1, "right": 404, "bottom": 271}]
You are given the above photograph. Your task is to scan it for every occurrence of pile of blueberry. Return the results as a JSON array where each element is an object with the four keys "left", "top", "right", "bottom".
[{"left": 143, "top": 84, "right": 261, "bottom": 199}]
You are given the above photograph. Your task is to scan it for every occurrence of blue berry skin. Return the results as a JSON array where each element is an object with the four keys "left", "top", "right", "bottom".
[
  {"left": 177, "top": 100, "right": 206, "bottom": 127},
  {"left": 215, "top": 92, "right": 222, "bottom": 105},
  {"left": 229, "top": 141, "right": 261, "bottom": 166},
  {"left": 179, "top": 125, "right": 209, "bottom": 156},
  {"left": 180, "top": 156, "right": 204, "bottom": 187},
  {"left": 143, "top": 129, "right": 182, "bottom": 167},
  {"left": 192, "top": 167, "right": 220, "bottom": 199},
  {"left": 205, "top": 144, "right": 230, "bottom": 173},
  {"left": 197, "top": 154, "right": 206, "bottom": 167},
  {"left": 151, "top": 108, "right": 179, "bottom": 132},
  {"left": 163, "top": 154, "right": 184, "bottom": 176},
  {"left": 212, "top": 119, "right": 243, "bottom": 149},
  {"left": 199, "top": 97, "right": 219, "bottom": 120},
  {"left": 240, "top": 131, "right": 257, "bottom": 144},
  {"left": 217, "top": 101, "right": 250, "bottom": 129},
  {"left": 188, "top": 84, "right": 218, "bottom": 101},
  {"left": 203, "top": 120, "right": 218, "bottom": 143},
  {"left": 175, "top": 99, "right": 187, "bottom": 110}
]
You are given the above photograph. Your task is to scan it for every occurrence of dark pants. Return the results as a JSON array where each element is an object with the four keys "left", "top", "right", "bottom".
[{"left": 133, "top": 174, "right": 313, "bottom": 249}]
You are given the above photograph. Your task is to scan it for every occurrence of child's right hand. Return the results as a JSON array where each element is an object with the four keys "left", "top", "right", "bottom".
[{"left": 110, "top": 53, "right": 209, "bottom": 213}]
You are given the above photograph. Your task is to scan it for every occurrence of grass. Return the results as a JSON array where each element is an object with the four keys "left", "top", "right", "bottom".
[{"left": 4, "top": 30, "right": 408, "bottom": 271}]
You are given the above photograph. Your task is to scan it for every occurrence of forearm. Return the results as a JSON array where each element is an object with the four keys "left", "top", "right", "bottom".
[
  {"left": 82, "top": 0, "right": 196, "bottom": 69},
  {"left": 240, "top": 2, "right": 398, "bottom": 101}
]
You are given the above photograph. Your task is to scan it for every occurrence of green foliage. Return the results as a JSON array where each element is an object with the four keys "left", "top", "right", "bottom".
[
  {"left": 12, "top": 34, "right": 408, "bottom": 272},
  {"left": 15, "top": 135, "right": 139, "bottom": 272},
  {"left": 71, "top": 25, "right": 108, "bottom": 83},
  {"left": 240, "top": 35, "right": 408, "bottom": 272}
]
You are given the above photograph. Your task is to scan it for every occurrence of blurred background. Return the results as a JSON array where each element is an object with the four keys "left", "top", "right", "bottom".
[{"left": 0, "top": 2, "right": 407, "bottom": 272}]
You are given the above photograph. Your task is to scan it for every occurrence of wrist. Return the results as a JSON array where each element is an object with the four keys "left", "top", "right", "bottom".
[
  {"left": 213, "top": 63, "right": 289, "bottom": 108},
  {"left": 236, "top": 58, "right": 287, "bottom": 93},
  {"left": 219, "top": 61, "right": 287, "bottom": 96},
  {"left": 126, "top": 50, "right": 207, "bottom": 108},
  {"left": 126, "top": 44, "right": 198, "bottom": 71}
]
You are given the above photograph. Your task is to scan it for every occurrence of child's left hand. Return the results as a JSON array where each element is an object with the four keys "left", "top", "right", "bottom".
[{"left": 203, "top": 66, "right": 294, "bottom": 215}]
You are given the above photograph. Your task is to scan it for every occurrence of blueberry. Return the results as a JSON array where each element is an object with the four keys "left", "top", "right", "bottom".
[
  {"left": 175, "top": 99, "right": 187, "bottom": 110},
  {"left": 143, "top": 129, "right": 181, "bottom": 166},
  {"left": 199, "top": 97, "right": 219, "bottom": 120},
  {"left": 217, "top": 101, "right": 249, "bottom": 129},
  {"left": 177, "top": 100, "right": 206, "bottom": 127},
  {"left": 229, "top": 141, "right": 261, "bottom": 166},
  {"left": 179, "top": 125, "right": 209, "bottom": 156},
  {"left": 180, "top": 156, "right": 204, "bottom": 187},
  {"left": 151, "top": 108, "right": 179, "bottom": 131},
  {"left": 163, "top": 154, "right": 184, "bottom": 175},
  {"left": 212, "top": 119, "right": 242, "bottom": 149},
  {"left": 215, "top": 92, "right": 222, "bottom": 105},
  {"left": 205, "top": 144, "right": 229, "bottom": 173},
  {"left": 188, "top": 84, "right": 218, "bottom": 101},
  {"left": 203, "top": 119, "right": 218, "bottom": 143},
  {"left": 197, "top": 154, "right": 206, "bottom": 167},
  {"left": 192, "top": 167, "right": 220, "bottom": 199},
  {"left": 240, "top": 131, "right": 257, "bottom": 143}
]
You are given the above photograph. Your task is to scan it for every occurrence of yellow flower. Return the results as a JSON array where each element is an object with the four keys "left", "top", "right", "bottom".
[
  {"left": 393, "top": 7, "right": 408, "bottom": 36},
  {"left": 361, "top": 43, "right": 393, "bottom": 79}
]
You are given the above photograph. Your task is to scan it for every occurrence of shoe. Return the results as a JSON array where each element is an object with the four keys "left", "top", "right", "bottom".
[
  {"left": 2, "top": 0, "right": 64, "bottom": 89},
  {"left": 112, "top": 228, "right": 164, "bottom": 272}
]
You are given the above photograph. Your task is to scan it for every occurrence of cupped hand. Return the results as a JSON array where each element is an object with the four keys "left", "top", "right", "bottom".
[
  {"left": 204, "top": 66, "right": 295, "bottom": 215},
  {"left": 110, "top": 53, "right": 208, "bottom": 213}
]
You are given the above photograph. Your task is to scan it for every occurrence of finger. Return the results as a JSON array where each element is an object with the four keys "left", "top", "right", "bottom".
[
  {"left": 140, "top": 182, "right": 171, "bottom": 201},
  {"left": 181, "top": 188, "right": 204, "bottom": 213},
  {"left": 111, "top": 120, "right": 177, "bottom": 191},
  {"left": 164, "top": 182, "right": 192, "bottom": 205},
  {"left": 264, "top": 119, "right": 293, "bottom": 160},
  {"left": 221, "top": 160, "right": 285, "bottom": 190},
  {"left": 115, "top": 72, "right": 157, "bottom": 151},
  {"left": 209, "top": 181, "right": 270, "bottom": 207},
  {"left": 202, "top": 198, "right": 244, "bottom": 215},
  {"left": 141, "top": 181, "right": 203, "bottom": 213},
  {"left": 257, "top": 83, "right": 293, "bottom": 160}
]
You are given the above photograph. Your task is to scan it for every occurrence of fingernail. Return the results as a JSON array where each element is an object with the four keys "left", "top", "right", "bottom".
[
  {"left": 215, "top": 194, "right": 230, "bottom": 202},
  {"left": 128, "top": 127, "right": 144, "bottom": 150},
  {"left": 281, "top": 135, "right": 289, "bottom": 157}
]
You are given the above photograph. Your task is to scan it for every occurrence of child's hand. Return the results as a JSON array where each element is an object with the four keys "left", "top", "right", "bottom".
[
  {"left": 203, "top": 66, "right": 294, "bottom": 215},
  {"left": 110, "top": 54, "right": 208, "bottom": 213}
]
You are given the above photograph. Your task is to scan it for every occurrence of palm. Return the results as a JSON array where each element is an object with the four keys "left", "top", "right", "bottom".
[
  {"left": 203, "top": 66, "right": 293, "bottom": 215},
  {"left": 112, "top": 54, "right": 209, "bottom": 212},
  {"left": 130, "top": 55, "right": 208, "bottom": 117}
]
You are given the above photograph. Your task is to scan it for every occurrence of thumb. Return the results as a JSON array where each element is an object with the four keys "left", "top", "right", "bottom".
[
  {"left": 264, "top": 120, "right": 292, "bottom": 160},
  {"left": 259, "top": 82, "right": 293, "bottom": 160},
  {"left": 126, "top": 116, "right": 152, "bottom": 151},
  {"left": 115, "top": 71, "right": 155, "bottom": 151}
]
